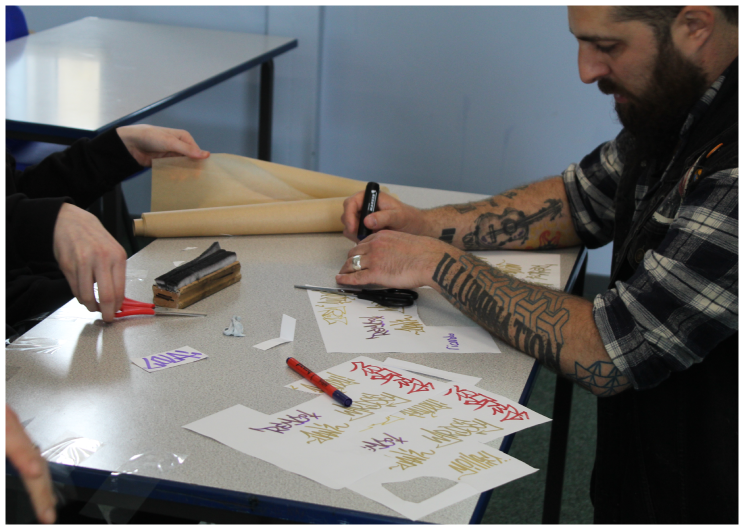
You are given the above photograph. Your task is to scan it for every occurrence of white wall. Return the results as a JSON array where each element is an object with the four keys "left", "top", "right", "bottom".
[{"left": 18, "top": 6, "right": 617, "bottom": 275}]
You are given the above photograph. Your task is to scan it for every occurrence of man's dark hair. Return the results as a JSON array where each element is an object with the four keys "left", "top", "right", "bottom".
[{"left": 613, "top": 6, "right": 738, "bottom": 44}]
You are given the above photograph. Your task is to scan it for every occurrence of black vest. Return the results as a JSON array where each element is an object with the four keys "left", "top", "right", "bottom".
[{"left": 592, "top": 64, "right": 738, "bottom": 523}]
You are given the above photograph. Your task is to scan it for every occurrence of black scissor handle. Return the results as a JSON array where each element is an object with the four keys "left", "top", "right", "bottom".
[
  {"left": 357, "top": 288, "right": 417, "bottom": 308},
  {"left": 382, "top": 288, "right": 418, "bottom": 300}
]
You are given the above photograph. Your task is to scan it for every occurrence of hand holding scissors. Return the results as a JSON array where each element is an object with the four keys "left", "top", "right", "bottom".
[
  {"left": 294, "top": 285, "right": 417, "bottom": 308},
  {"left": 115, "top": 297, "right": 206, "bottom": 318}
]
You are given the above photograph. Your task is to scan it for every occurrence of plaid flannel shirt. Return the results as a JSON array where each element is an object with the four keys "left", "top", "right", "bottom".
[{"left": 562, "top": 72, "right": 738, "bottom": 390}]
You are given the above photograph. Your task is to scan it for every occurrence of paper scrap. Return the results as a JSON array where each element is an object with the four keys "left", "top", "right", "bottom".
[
  {"left": 382, "top": 358, "right": 482, "bottom": 387},
  {"left": 253, "top": 314, "right": 296, "bottom": 350},
  {"left": 173, "top": 261, "right": 185, "bottom": 267},
  {"left": 306, "top": 290, "right": 500, "bottom": 354},
  {"left": 182, "top": 247, "right": 198, "bottom": 251},
  {"left": 132, "top": 346, "right": 208, "bottom": 372},
  {"left": 223, "top": 315, "right": 245, "bottom": 337}
]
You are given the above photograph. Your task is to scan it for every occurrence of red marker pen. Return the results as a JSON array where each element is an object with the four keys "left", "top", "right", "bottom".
[{"left": 286, "top": 357, "right": 353, "bottom": 407}]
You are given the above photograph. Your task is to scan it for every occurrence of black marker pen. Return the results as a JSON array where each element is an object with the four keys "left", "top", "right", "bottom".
[{"left": 357, "top": 182, "right": 380, "bottom": 240}]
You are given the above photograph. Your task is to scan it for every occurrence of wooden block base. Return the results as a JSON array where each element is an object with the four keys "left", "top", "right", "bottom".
[{"left": 152, "top": 262, "right": 241, "bottom": 309}]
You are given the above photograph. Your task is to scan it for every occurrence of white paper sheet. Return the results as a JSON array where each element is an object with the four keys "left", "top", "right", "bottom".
[
  {"left": 470, "top": 251, "right": 561, "bottom": 290},
  {"left": 284, "top": 356, "right": 452, "bottom": 398},
  {"left": 307, "top": 290, "right": 500, "bottom": 354},
  {"left": 253, "top": 314, "right": 296, "bottom": 350},
  {"left": 347, "top": 439, "right": 537, "bottom": 520},
  {"left": 186, "top": 356, "right": 550, "bottom": 520},
  {"left": 183, "top": 401, "right": 384, "bottom": 490},
  {"left": 132, "top": 346, "right": 208, "bottom": 372}
]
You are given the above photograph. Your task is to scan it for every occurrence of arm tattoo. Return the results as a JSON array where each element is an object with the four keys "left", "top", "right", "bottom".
[
  {"left": 536, "top": 230, "right": 562, "bottom": 250},
  {"left": 432, "top": 252, "right": 627, "bottom": 396},
  {"left": 571, "top": 360, "right": 628, "bottom": 397},
  {"left": 439, "top": 228, "right": 456, "bottom": 244},
  {"left": 462, "top": 199, "right": 563, "bottom": 250}
]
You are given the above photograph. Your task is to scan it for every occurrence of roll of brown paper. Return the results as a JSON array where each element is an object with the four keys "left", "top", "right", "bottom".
[
  {"left": 151, "top": 154, "right": 384, "bottom": 212},
  {"left": 133, "top": 197, "right": 346, "bottom": 238}
]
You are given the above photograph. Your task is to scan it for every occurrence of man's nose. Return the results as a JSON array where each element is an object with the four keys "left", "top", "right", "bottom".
[{"left": 577, "top": 45, "right": 610, "bottom": 84}]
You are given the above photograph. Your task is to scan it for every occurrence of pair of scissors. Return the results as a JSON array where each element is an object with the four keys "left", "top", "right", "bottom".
[
  {"left": 115, "top": 297, "right": 207, "bottom": 318},
  {"left": 294, "top": 285, "right": 418, "bottom": 308}
]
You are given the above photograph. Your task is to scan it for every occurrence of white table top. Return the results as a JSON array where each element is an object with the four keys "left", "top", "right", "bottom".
[
  {"left": 6, "top": 17, "right": 296, "bottom": 137},
  {"left": 6, "top": 184, "right": 582, "bottom": 524}
]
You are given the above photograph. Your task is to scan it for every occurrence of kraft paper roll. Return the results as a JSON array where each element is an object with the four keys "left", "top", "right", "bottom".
[
  {"left": 151, "top": 154, "right": 384, "bottom": 212},
  {"left": 133, "top": 197, "right": 346, "bottom": 238}
]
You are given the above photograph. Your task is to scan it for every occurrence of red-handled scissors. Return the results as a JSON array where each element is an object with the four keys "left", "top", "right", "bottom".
[{"left": 115, "top": 297, "right": 207, "bottom": 318}]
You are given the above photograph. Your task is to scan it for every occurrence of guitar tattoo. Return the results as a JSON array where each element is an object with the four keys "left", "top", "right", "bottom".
[{"left": 462, "top": 199, "right": 563, "bottom": 249}]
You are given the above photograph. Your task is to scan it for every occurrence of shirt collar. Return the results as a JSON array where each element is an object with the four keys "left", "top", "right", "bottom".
[{"left": 679, "top": 58, "right": 737, "bottom": 138}]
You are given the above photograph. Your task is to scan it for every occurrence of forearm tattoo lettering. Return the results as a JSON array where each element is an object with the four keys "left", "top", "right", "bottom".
[{"left": 462, "top": 199, "right": 563, "bottom": 250}]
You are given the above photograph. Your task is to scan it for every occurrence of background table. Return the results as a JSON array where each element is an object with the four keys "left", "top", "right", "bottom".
[
  {"left": 6, "top": 184, "right": 585, "bottom": 524},
  {"left": 6, "top": 17, "right": 297, "bottom": 249}
]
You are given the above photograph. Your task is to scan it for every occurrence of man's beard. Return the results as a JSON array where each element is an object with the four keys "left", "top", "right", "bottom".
[{"left": 598, "top": 39, "right": 709, "bottom": 159}]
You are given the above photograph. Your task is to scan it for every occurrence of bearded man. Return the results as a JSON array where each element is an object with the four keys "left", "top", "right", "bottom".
[{"left": 337, "top": 6, "right": 738, "bottom": 523}]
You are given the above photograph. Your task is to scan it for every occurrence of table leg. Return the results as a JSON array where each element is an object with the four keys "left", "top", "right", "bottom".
[
  {"left": 541, "top": 257, "right": 587, "bottom": 523},
  {"left": 258, "top": 59, "right": 274, "bottom": 162}
]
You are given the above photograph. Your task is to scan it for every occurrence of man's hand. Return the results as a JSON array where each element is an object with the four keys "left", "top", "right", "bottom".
[
  {"left": 341, "top": 191, "right": 428, "bottom": 242},
  {"left": 116, "top": 124, "right": 210, "bottom": 167},
  {"left": 53, "top": 203, "right": 127, "bottom": 321},
  {"left": 336, "top": 230, "right": 455, "bottom": 289},
  {"left": 6, "top": 405, "right": 56, "bottom": 524}
]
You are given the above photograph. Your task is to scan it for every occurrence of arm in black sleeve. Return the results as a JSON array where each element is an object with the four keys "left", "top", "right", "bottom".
[
  {"left": 10, "top": 128, "right": 143, "bottom": 209},
  {"left": 5, "top": 193, "right": 69, "bottom": 266}
]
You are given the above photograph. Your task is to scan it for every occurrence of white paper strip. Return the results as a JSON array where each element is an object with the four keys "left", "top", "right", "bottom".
[{"left": 253, "top": 314, "right": 296, "bottom": 350}]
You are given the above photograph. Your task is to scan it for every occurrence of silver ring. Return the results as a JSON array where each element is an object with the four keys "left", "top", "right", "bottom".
[{"left": 352, "top": 255, "right": 362, "bottom": 271}]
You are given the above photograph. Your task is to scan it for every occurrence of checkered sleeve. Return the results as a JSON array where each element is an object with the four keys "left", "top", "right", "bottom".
[
  {"left": 562, "top": 132, "right": 627, "bottom": 249},
  {"left": 592, "top": 169, "right": 739, "bottom": 389}
]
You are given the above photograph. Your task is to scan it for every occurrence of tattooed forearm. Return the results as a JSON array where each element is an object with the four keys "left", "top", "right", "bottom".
[
  {"left": 432, "top": 252, "right": 627, "bottom": 396},
  {"left": 433, "top": 253, "right": 566, "bottom": 373},
  {"left": 462, "top": 199, "right": 564, "bottom": 250}
]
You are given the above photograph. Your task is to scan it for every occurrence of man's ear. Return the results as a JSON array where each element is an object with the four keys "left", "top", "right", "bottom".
[{"left": 671, "top": 6, "right": 715, "bottom": 56}]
